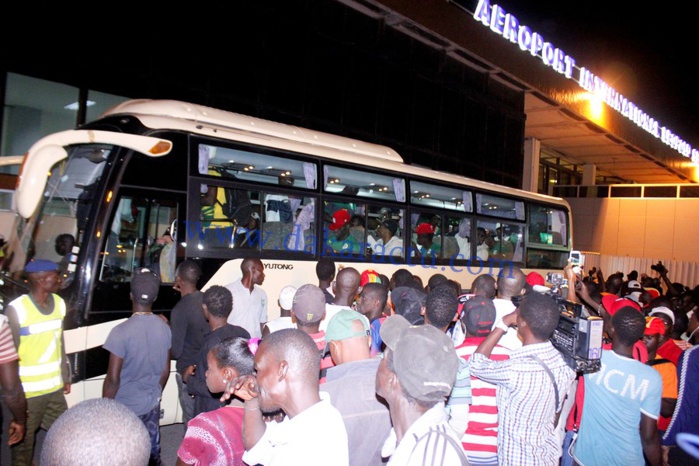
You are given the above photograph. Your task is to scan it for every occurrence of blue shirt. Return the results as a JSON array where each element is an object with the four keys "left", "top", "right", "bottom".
[{"left": 574, "top": 349, "right": 662, "bottom": 466}]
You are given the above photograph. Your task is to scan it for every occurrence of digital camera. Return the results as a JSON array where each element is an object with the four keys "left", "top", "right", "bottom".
[{"left": 650, "top": 261, "right": 667, "bottom": 274}]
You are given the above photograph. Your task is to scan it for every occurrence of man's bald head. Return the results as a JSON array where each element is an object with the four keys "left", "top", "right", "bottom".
[
  {"left": 333, "top": 267, "right": 361, "bottom": 305},
  {"left": 262, "top": 328, "right": 321, "bottom": 382},
  {"left": 496, "top": 265, "right": 526, "bottom": 299}
]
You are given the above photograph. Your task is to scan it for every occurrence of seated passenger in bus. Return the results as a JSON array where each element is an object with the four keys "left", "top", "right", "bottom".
[
  {"left": 200, "top": 180, "right": 235, "bottom": 248},
  {"left": 411, "top": 222, "right": 440, "bottom": 258},
  {"left": 489, "top": 226, "right": 514, "bottom": 261},
  {"left": 369, "top": 219, "right": 403, "bottom": 257},
  {"left": 326, "top": 209, "right": 361, "bottom": 255},
  {"left": 454, "top": 219, "right": 471, "bottom": 259},
  {"left": 234, "top": 211, "right": 260, "bottom": 249},
  {"left": 475, "top": 227, "right": 493, "bottom": 262}
]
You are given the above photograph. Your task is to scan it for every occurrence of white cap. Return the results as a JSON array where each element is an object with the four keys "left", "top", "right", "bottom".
[
  {"left": 278, "top": 285, "right": 297, "bottom": 311},
  {"left": 650, "top": 306, "right": 675, "bottom": 325}
]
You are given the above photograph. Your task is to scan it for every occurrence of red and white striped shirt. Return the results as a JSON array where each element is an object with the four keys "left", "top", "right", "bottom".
[
  {"left": 455, "top": 336, "right": 509, "bottom": 465},
  {"left": 0, "top": 316, "right": 19, "bottom": 364}
]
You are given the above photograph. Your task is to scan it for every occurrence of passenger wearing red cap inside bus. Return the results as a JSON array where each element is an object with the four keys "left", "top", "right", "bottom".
[
  {"left": 6, "top": 259, "right": 70, "bottom": 466},
  {"left": 326, "top": 209, "right": 361, "bottom": 255},
  {"left": 410, "top": 222, "right": 440, "bottom": 258}
]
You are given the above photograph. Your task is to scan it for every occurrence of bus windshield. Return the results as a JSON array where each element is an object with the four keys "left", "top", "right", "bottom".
[{"left": 7, "top": 144, "right": 112, "bottom": 276}]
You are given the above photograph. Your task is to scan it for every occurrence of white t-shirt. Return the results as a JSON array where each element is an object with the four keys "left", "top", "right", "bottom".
[
  {"left": 225, "top": 278, "right": 268, "bottom": 339},
  {"left": 320, "top": 303, "right": 353, "bottom": 333},
  {"left": 243, "top": 395, "right": 349, "bottom": 466},
  {"left": 492, "top": 297, "right": 522, "bottom": 351},
  {"left": 370, "top": 235, "right": 404, "bottom": 257},
  {"left": 264, "top": 316, "right": 295, "bottom": 334}
]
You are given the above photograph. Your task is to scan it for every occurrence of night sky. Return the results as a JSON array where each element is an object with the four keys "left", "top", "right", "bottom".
[{"left": 472, "top": 0, "right": 697, "bottom": 148}]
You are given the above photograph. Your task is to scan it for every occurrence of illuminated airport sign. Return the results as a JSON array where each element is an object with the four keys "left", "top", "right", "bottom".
[{"left": 473, "top": 0, "right": 698, "bottom": 163}]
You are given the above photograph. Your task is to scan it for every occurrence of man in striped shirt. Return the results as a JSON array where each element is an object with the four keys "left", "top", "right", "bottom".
[
  {"left": 454, "top": 296, "right": 509, "bottom": 466},
  {"left": 0, "top": 315, "right": 27, "bottom": 446},
  {"left": 470, "top": 292, "right": 575, "bottom": 465}
]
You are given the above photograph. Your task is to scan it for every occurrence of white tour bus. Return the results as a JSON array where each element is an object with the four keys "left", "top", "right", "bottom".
[{"left": 0, "top": 99, "right": 573, "bottom": 424}]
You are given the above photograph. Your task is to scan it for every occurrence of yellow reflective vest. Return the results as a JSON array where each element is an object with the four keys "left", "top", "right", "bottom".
[{"left": 9, "top": 294, "right": 66, "bottom": 398}]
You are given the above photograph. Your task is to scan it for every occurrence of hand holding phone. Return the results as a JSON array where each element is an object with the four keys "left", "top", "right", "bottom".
[{"left": 570, "top": 250, "right": 584, "bottom": 275}]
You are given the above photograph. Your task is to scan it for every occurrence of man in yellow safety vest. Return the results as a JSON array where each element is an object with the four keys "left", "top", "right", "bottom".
[{"left": 6, "top": 259, "right": 70, "bottom": 466}]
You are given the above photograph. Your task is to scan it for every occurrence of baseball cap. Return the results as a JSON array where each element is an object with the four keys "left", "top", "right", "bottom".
[
  {"left": 649, "top": 306, "right": 676, "bottom": 325},
  {"left": 415, "top": 223, "right": 435, "bottom": 235},
  {"left": 325, "top": 309, "right": 370, "bottom": 343},
  {"left": 379, "top": 219, "right": 398, "bottom": 235},
  {"left": 292, "top": 284, "right": 326, "bottom": 324},
  {"left": 601, "top": 294, "right": 641, "bottom": 316},
  {"left": 644, "top": 316, "right": 666, "bottom": 336},
  {"left": 391, "top": 286, "right": 427, "bottom": 325},
  {"left": 526, "top": 271, "right": 545, "bottom": 287},
  {"left": 380, "top": 315, "right": 459, "bottom": 402},
  {"left": 525, "top": 271, "right": 550, "bottom": 293},
  {"left": 329, "top": 209, "right": 351, "bottom": 231},
  {"left": 645, "top": 287, "right": 661, "bottom": 299},
  {"left": 462, "top": 297, "right": 496, "bottom": 336},
  {"left": 627, "top": 280, "right": 643, "bottom": 290},
  {"left": 360, "top": 269, "right": 382, "bottom": 287},
  {"left": 456, "top": 293, "right": 474, "bottom": 318},
  {"left": 278, "top": 285, "right": 297, "bottom": 311},
  {"left": 131, "top": 268, "right": 160, "bottom": 304},
  {"left": 25, "top": 259, "right": 58, "bottom": 273}
]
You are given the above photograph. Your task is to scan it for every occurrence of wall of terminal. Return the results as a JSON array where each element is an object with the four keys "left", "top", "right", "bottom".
[
  {"left": 568, "top": 195, "right": 699, "bottom": 264},
  {"left": 0, "top": 0, "right": 528, "bottom": 189}
]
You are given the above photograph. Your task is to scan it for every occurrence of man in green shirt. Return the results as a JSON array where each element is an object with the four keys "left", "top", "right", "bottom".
[{"left": 326, "top": 209, "right": 361, "bottom": 256}]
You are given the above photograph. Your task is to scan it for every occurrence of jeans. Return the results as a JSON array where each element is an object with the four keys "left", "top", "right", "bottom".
[{"left": 137, "top": 403, "right": 162, "bottom": 466}]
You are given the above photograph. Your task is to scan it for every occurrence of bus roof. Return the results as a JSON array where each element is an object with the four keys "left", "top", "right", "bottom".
[{"left": 101, "top": 99, "right": 569, "bottom": 209}]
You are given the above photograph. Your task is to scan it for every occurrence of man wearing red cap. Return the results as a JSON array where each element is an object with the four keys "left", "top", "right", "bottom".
[
  {"left": 642, "top": 316, "right": 678, "bottom": 437},
  {"left": 326, "top": 209, "right": 361, "bottom": 255},
  {"left": 410, "top": 222, "right": 440, "bottom": 258},
  {"left": 648, "top": 306, "right": 683, "bottom": 366}
]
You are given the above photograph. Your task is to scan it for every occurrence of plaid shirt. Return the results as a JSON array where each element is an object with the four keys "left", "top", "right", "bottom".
[{"left": 470, "top": 341, "right": 575, "bottom": 466}]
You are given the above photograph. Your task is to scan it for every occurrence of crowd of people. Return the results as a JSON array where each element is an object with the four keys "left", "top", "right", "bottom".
[{"left": 3, "top": 255, "right": 699, "bottom": 465}]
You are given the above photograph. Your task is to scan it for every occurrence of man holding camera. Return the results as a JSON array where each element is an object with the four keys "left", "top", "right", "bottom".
[{"left": 470, "top": 292, "right": 575, "bottom": 465}]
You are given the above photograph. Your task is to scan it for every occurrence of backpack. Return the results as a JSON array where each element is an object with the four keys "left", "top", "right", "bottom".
[{"left": 218, "top": 187, "right": 253, "bottom": 226}]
